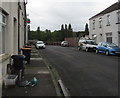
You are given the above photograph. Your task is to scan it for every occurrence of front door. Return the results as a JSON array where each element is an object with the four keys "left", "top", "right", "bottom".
[{"left": 118, "top": 32, "right": 120, "bottom": 48}]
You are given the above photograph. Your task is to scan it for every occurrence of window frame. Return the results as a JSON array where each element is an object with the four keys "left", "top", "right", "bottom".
[
  {"left": 93, "top": 20, "right": 95, "bottom": 30},
  {"left": 106, "top": 33, "right": 112, "bottom": 43},
  {"left": 106, "top": 15, "right": 110, "bottom": 26},
  {"left": 116, "top": 11, "right": 120, "bottom": 24},
  {"left": 99, "top": 18, "right": 102, "bottom": 28},
  {"left": 0, "top": 12, "right": 6, "bottom": 54}
]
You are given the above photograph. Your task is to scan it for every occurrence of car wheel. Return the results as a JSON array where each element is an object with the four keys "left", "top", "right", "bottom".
[
  {"left": 85, "top": 48, "right": 89, "bottom": 52},
  {"left": 78, "top": 47, "right": 81, "bottom": 51},
  {"left": 105, "top": 50, "right": 109, "bottom": 56},
  {"left": 96, "top": 49, "right": 99, "bottom": 54}
]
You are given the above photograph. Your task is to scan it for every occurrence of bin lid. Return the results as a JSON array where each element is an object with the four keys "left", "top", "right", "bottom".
[
  {"left": 21, "top": 48, "right": 31, "bottom": 50},
  {"left": 24, "top": 45, "right": 31, "bottom": 47},
  {"left": 11, "top": 55, "right": 25, "bottom": 59}
]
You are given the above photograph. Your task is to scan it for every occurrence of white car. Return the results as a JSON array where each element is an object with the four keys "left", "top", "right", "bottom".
[
  {"left": 61, "top": 41, "right": 69, "bottom": 47},
  {"left": 78, "top": 39, "right": 97, "bottom": 52},
  {"left": 35, "top": 41, "right": 45, "bottom": 49}
]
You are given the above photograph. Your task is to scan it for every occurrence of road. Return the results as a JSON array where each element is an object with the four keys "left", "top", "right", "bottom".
[{"left": 39, "top": 46, "right": 119, "bottom": 96}]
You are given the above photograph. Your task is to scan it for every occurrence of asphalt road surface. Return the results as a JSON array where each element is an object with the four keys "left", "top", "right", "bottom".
[{"left": 39, "top": 46, "right": 119, "bottom": 96}]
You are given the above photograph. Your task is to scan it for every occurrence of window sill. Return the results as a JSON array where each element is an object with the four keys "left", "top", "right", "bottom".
[
  {"left": 0, "top": 54, "right": 10, "bottom": 63},
  {"left": 106, "top": 24, "right": 110, "bottom": 26}
]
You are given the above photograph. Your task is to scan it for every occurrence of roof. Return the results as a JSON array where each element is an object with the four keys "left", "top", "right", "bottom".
[{"left": 89, "top": 2, "right": 120, "bottom": 20}]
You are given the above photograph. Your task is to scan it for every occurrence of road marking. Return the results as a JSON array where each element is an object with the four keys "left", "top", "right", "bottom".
[
  {"left": 30, "top": 58, "right": 43, "bottom": 60},
  {"left": 31, "top": 53, "right": 38, "bottom": 56},
  {"left": 37, "top": 71, "right": 50, "bottom": 74}
]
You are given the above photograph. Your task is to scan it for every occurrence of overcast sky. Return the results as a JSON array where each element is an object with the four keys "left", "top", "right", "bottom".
[{"left": 27, "top": 0, "right": 118, "bottom": 32}]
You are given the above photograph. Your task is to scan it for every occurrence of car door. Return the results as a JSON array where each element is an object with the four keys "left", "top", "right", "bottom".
[
  {"left": 82, "top": 41, "right": 87, "bottom": 50},
  {"left": 97, "top": 42, "right": 102, "bottom": 52},
  {"left": 101, "top": 43, "right": 107, "bottom": 53}
]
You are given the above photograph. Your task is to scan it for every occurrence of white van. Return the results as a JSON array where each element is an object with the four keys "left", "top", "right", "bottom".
[{"left": 78, "top": 39, "right": 97, "bottom": 52}]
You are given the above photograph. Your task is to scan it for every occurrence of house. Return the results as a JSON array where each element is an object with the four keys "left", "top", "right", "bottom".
[
  {"left": 89, "top": 2, "right": 120, "bottom": 47},
  {"left": 0, "top": 0, "right": 27, "bottom": 96}
]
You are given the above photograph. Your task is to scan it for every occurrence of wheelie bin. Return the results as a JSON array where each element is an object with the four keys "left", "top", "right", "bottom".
[
  {"left": 11, "top": 55, "right": 25, "bottom": 81},
  {"left": 24, "top": 45, "right": 31, "bottom": 48},
  {"left": 21, "top": 48, "right": 31, "bottom": 63}
]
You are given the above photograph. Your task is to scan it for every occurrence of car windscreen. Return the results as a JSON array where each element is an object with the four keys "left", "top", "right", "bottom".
[
  {"left": 107, "top": 43, "right": 117, "bottom": 47},
  {"left": 63, "top": 41, "right": 68, "bottom": 43},
  {"left": 64, "top": 42, "right": 68, "bottom": 43},
  {"left": 37, "top": 42, "right": 43, "bottom": 44},
  {"left": 86, "top": 41, "right": 96, "bottom": 45}
]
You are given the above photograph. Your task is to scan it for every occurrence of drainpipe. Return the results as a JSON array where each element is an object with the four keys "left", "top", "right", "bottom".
[
  {"left": 18, "top": 1, "right": 20, "bottom": 54},
  {"left": 24, "top": 0, "right": 28, "bottom": 46},
  {"left": 24, "top": 2, "right": 27, "bottom": 46}
]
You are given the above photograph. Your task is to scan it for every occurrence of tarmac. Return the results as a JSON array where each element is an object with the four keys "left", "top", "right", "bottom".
[{"left": 2, "top": 46, "right": 58, "bottom": 97}]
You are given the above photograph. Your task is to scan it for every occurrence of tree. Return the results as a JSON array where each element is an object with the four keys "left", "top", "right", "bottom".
[
  {"left": 61, "top": 24, "right": 64, "bottom": 30},
  {"left": 65, "top": 24, "right": 67, "bottom": 30},
  {"left": 85, "top": 23, "right": 89, "bottom": 35},
  {"left": 68, "top": 24, "right": 73, "bottom": 37},
  {"left": 37, "top": 26, "right": 40, "bottom": 31},
  {"left": 36, "top": 26, "right": 41, "bottom": 40},
  {"left": 68, "top": 24, "right": 72, "bottom": 32}
]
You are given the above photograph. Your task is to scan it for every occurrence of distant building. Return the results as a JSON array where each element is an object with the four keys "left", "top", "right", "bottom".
[
  {"left": 0, "top": 0, "right": 27, "bottom": 95},
  {"left": 89, "top": 2, "right": 120, "bottom": 47}
]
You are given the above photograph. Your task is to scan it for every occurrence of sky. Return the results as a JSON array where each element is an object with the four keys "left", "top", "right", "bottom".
[{"left": 27, "top": 0, "right": 118, "bottom": 32}]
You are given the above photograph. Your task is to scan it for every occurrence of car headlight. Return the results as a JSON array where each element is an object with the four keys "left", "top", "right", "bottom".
[{"left": 108, "top": 47, "right": 113, "bottom": 49}]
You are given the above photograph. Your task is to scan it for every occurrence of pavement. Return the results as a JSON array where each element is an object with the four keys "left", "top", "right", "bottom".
[{"left": 2, "top": 46, "right": 57, "bottom": 97}]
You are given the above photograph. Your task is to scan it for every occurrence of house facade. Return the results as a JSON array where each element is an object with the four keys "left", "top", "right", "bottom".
[
  {"left": 89, "top": 2, "right": 120, "bottom": 47},
  {"left": 0, "top": 1, "right": 27, "bottom": 96}
]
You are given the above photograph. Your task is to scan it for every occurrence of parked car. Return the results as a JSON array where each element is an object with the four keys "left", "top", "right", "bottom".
[
  {"left": 61, "top": 41, "right": 69, "bottom": 47},
  {"left": 78, "top": 39, "right": 97, "bottom": 52},
  {"left": 96, "top": 42, "right": 120, "bottom": 56},
  {"left": 35, "top": 41, "right": 45, "bottom": 49}
]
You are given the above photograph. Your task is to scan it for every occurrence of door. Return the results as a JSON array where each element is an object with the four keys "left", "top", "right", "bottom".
[
  {"left": 101, "top": 43, "right": 107, "bottom": 53},
  {"left": 118, "top": 32, "right": 120, "bottom": 48}
]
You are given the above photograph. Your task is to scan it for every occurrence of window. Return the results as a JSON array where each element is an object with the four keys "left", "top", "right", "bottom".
[
  {"left": 107, "top": 15, "right": 110, "bottom": 26},
  {"left": 117, "top": 12, "right": 120, "bottom": 23},
  {"left": 93, "top": 20, "right": 95, "bottom": 30},
  {"left": 106, "top": 33, "right": 112, "bottom": 43},
  {"left": 0, "top": 12, "right": 6, "bottom": 54},
  {"left": 99, "top": 18, "right": 102, "bottom": 28},
  {"left": 98, "top": 42, "right": 102, "bottom": 46},
  {"left": 102, "top": 43, "right": 107, "bottom": 47}
]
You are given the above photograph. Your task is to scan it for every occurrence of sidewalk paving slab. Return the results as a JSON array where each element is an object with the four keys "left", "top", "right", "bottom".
[{"left": 2, "top": 48, "right": 57, "bottom": 97}]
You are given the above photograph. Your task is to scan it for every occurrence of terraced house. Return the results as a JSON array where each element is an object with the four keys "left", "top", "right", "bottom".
[
  {"left": 89, "top": 1, "right": 120, "bottom": 47},
  {"left": 0, "top": 0, "right": 27, "bottom": 96}
]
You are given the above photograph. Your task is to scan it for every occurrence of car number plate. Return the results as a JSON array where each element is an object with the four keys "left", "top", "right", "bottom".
[{"left": 116, "top": 52, "right": 120, "bottom": 54}]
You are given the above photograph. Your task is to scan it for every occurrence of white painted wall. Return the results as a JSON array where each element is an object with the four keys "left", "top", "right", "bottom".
[
  {"left": 0, "top": 1, "right": 26, "bottom": 95},
  {"left": 89, "top": 10, "right": 120, "bottom": 47},
  {"left": 89, "top": 16, "right": 104, "bottom": 44}
]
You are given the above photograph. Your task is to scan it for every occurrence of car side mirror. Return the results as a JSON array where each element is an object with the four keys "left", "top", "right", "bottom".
[{"left": 104, "top": 45, "right": 107, "bottom": 47}]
